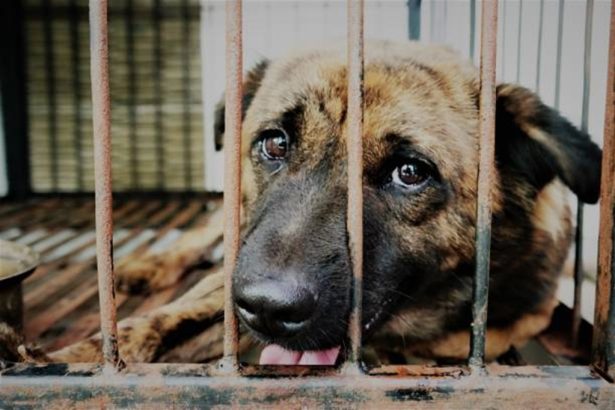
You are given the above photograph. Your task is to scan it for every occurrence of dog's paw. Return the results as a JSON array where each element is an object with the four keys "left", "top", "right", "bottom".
[
  {"left": 116, "top": 255, "right": 181, "bottom": 294},
  {"left": 0, "top": 322, "right": 24, "bottom": 363}
]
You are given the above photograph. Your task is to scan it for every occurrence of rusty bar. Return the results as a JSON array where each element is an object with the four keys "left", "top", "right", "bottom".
[
  {"left": 554, "top": 0, "right": 565, "bottom": 109},
  {"left": 89, "top": 0, "right": 122, "bottom": 371},
  {"left": 346, "top": 0, "right": 364, "bottom": 369},
  {"left": 572, "top": 0, "right": 594, "bottom": 348},
  {"left": 469, "top": 0, "right": 498, "bottom": 368},
  {"left": 1, "top": 364, "right": 614, "bottom": 408},
  {"left": 592, "top": 0, "right": 615, "bottom": 381},
  {"left": 220, "top": 0, "right": 242, "bottom": 373}
]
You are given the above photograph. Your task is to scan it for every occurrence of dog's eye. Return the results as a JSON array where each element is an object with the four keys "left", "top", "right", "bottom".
[
  {"left": 259, "top": 129, "right": 288, "bottom": 160},
  {"left": 391, "top": 159, "right": 432, "bottom": 188}
]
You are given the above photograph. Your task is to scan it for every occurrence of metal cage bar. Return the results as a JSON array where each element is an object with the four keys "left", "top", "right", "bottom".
[
  {"left": 515, "top": 0, "right": 522, "bottom": 84},
  {"left": 592, "top": 0, "right": 615, "bottom": 381},
  {"left": 470, "top": 0, "right": 476, "bottom": 60},
  {"left": 572, "top": 0, "right": 595, "bottom": 347},
  {"left": 221, "top": 0, "right": 243, "bottom": 373},
  {"left": 554, "top": 0, "right": 565, "bottom": 110},
  {"left": 88, "top": 0, "right": 122, "bottom": 370},
  {"left": 469, "top": 0, "right": 498, "bottom": 368},
  {"left": 346, "top": 0, "right": 365, "bottom": 368},
  {"left": 534, "top": 0, "right": 544, "bottom": 92}
]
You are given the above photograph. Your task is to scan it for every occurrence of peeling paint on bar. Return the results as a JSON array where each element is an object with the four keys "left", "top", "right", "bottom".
[
  {"left": 220, "top": 0, "right": 242, "bottom": 374},
  {"left": 469, "top": 0, "right": 498, "bottom": 369},
  {"left": 88, "top": 0, "right": 123, "bottom": 371},
  {"left": 592, "top": 0, "right": 615, "bottom": 382},
  {"left": 0, "top": 364, "right": 614, "bottom": 408}
]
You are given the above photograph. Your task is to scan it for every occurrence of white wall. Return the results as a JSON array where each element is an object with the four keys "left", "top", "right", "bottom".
[{"left": 200, "top": 0, "right": 411, "bottom": 192}]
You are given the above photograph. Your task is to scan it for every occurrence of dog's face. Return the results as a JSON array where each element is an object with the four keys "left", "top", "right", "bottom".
[{"left": 217, "top": 43, "right": 601, "bottom": 362}]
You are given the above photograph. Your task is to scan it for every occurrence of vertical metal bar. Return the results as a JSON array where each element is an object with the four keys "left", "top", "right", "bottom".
[
  {"left": 42, "top": 0, "right": 58, "bottom": 191},
  {"left": 501, "top": 0, "right": 506, "bottom": 81},
  {"left": 534, "top": 0, "right": 544, "bottom": 92},
  {"left": 181, "top": 0, "right": 193, "bottom": 190},
  {"left": 469, "top": 0, "right": 498, "bottom": 369},
  {"left": 408, "top": 0, "right": 421, "bottom": 41},
  {"left": 89, "top": 0, "right": 122, "bottom": 371},
  {"left": 592, "top": 0, "right": 615, "bottom": 381},
  {"left": 572, "top": 0, "right": 594, "bottom": 347},
  {"left": 470, "top": 0, "right": 476, "bottom": 60},
  {"left": 153, "top": 0, "right": 165, "bottom": 190},
  {"left": 429, "top": 0, "right": 435, "bottom": 43},
  {"left": 69, "top": 0, "right": 83, "bottom": 192},
  {"left": 220, "top": 0, "right": 242, "bottom": 373},
  {"left": 515, "top": 0, "right": 522, "bottom": 84},
  {"left": 346, "top": 0, "right": 364, "bottom": 370},
  {"left": 554, "top": 0, "right": 565, "bottom": 110},
  {"left": 125, "top": 0, "right": 138, "bottom": 189}
]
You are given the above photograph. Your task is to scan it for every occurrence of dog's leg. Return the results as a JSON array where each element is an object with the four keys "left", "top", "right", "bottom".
[
  {"left": 47, "top": 268, "right": 227, "bottom": 363},
  {"left": 116, "top": 206, "right": 224, "bottom": 294}
]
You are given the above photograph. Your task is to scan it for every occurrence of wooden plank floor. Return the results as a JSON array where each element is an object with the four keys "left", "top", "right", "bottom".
[
  {"left": 0, "top": 195, "right": 220, "bottom": 352},
  {"left": 0, "top": 195, "right": 592, "bottom": 365}
]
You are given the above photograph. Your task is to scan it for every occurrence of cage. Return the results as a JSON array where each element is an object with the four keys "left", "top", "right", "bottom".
[{"left": 0, "top": 0, "right": 614, "bottom": 407}]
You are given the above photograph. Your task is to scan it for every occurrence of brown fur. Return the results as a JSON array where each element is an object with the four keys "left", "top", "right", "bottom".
[{"left": 11, "top": 41, "right": 600, "bottom": 364}]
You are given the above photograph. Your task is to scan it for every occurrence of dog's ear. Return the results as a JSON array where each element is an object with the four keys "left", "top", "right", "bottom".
[
  {"left": 495, "top": 84, "right": 602, "bottom": 203},
  {"left": 214, "top": 59, "right": 270, "bottom": 151}
]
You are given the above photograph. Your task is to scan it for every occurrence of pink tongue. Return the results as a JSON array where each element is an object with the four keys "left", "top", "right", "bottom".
[{"left": 259, "top": 344, "right": 341, "bottom": 365}]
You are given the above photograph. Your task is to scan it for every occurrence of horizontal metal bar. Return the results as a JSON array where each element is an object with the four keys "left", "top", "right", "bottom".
[
  {"left": 220, "top": 0, "right": 242, "bottom": 374},
  {"left": 1, "top": 364, "right": 613, "bottom": 408},
  {"left": 469, "top": 0, "right": 498, "bottom": 368},
  {"left": 592, "top": 0, "right": 615, "bottom": 382}
]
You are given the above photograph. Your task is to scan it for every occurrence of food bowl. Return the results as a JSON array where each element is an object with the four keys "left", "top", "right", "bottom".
[{"left": 0, "top": 239, "right": 39, "bottom": 331}]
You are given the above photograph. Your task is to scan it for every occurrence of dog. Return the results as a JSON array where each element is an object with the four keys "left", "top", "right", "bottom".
[{"left": 10, "top": 41, "right": 601, "bottom": 365}]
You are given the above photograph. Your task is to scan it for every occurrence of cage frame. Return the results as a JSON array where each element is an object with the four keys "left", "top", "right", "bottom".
[{"left": 1, "top": 0, "right": 615, "bottom": 407}]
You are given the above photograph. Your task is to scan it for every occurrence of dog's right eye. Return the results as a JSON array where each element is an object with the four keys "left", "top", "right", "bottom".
[{"left": 259, "top": 129, "right": 288, "bottom": 161}]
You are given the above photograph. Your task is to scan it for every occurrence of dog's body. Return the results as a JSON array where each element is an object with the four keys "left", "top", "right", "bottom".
[{"left": 14, "top": 41, "right": 600, "bottom": 365}]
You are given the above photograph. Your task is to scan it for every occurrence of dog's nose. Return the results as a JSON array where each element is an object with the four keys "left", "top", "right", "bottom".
[{"left": 234, "top": 280, "right": 316, "bottom": 338}]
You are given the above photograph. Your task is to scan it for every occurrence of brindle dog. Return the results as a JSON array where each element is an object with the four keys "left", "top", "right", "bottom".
[{"left": 7, "top": 41, "right": 601, "bottom": 364}]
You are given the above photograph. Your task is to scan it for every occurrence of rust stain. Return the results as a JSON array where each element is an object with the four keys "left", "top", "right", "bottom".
[
  {"left": 592, "top": 0, "right": 615, "bottom": 382},
  {"left": 88, "top": 0, "right": 122, "bottom": 371},
  {"left": 220, "top": 0, "right": 243, "bottom": 374}
]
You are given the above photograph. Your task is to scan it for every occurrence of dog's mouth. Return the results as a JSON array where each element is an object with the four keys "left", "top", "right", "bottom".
[
  {"left": 257, "top": 296, "right": 397, "bottom": 365},
  {"left": 259, "top": 344, "right": 341, "bottom": 365}
]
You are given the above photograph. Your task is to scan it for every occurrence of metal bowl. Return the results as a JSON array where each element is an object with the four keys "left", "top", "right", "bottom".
[{"left": 0, "top": 239, "right": 39, "bottom": 331}]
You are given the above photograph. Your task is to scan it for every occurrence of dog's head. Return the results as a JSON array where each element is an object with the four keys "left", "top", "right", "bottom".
[{"left": 215, "top": 42, "right": 602, "bottom": 364}]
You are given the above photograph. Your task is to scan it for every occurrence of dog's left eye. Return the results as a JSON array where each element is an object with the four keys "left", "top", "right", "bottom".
[
  {"left": 390, "top": 159, "right": 433, "bottom": 189},
  {"left": 259, "top": 129, "right": 288, "bottom": 161}
]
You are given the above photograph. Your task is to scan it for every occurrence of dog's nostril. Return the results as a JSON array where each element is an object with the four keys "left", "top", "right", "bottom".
[
  {"left": 236, "top": 298, "right": 256, "bottom": 315},
  {"left": 234, "top": 279, "right": 316, "bottom": 338}
]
